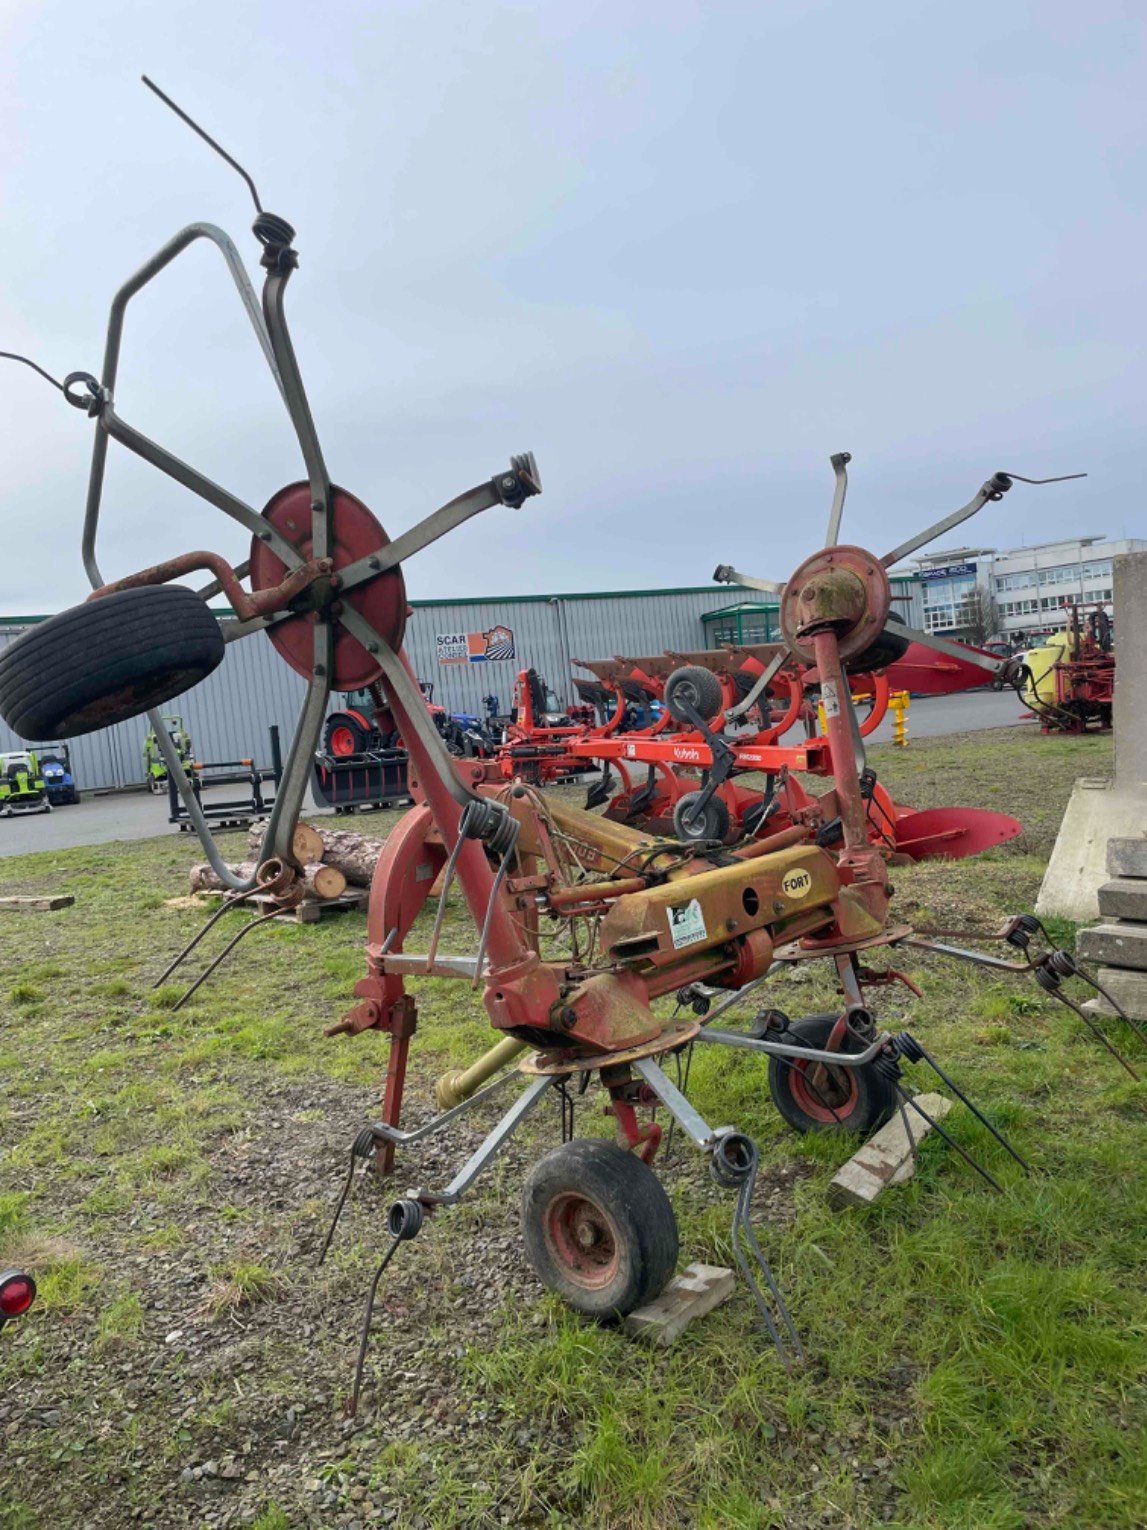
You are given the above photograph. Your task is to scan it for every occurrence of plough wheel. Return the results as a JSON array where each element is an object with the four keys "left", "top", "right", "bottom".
[
  {"left": 768, "top": 1013, "right": 897, "bottom": 1135},
  {"left": 664, "top": 664, "right": 723, "bottom": 725},
  {"left": 521, "top": 1139, "right": 678, "bottom": 1319},
  {"left": 673, "top": 790, "right": 730, "bottom": 843}
]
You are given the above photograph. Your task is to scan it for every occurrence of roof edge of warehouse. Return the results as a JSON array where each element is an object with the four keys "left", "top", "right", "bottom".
[{"left": 0, "top": 572, "right": 920, "bottom": 624}]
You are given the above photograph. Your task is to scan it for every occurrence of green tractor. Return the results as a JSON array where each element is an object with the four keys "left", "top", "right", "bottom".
[
  {"left": 143, "top": 715, "right": 194, "bottom": 794},
  {"left": 0, "top": 750, "right": 51, "bottom": 816}
]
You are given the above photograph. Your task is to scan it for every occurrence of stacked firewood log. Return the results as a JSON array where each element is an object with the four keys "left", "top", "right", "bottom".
[{"left": 189, "top": 822, "right": 386, "bottom": 901}]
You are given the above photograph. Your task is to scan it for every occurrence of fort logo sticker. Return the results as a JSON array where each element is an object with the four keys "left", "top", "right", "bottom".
[{"left": 782, "top": 868, "right": 813, "bottom": 899}]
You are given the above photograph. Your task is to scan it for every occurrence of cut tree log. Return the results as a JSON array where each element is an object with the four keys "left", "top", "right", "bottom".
[
  {"left": 0, "top": 895, "right": 75, "bottom": 912},
  {"left": 246, "top": 822, "right": 386, "bottom": 886},
  {"left": 189, "top": 860, "right": 347, "bottom": 901}
]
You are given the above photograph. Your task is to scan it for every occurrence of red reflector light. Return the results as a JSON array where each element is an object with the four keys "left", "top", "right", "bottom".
[{"left": 0, "top": 1271, "right": 36, "bottom": 1318}]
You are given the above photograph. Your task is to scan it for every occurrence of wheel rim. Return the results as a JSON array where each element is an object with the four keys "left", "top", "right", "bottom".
[
  {"left": 543, "top": 1191, "right": 620, "bottom": 1289},
  {"left": 329, "top": 725, "right": 358, "bottom": 757},
  {"left": 789, "top": 1060, "right": 860, "bottom": 1124}
]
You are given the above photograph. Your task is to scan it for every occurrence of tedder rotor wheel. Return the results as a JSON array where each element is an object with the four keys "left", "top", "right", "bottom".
[
  {"left": 521, "top": 1139, "right": 678, "bottom": 1320},
  {"left": 0, "top": 586, "right": 225, "bottom": 741},
  {"left": 673, "top": 790, "right": 731, "bottom": 843},
  {"left": 663, "top": 664, "right": 724, "bottom": 726},
  {"left": 767, "top": 1013, "right": 897, "bottom": 1136}
]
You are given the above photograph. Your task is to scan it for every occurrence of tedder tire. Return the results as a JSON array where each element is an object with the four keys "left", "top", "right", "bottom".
[
  {"left": 521, "top": 1139, "right": 678, "bottom": 1320},
  {"left": 849, "top": 610, "right": 909, "bottom": 674},
  {"left": 673, "top": 790, "right": 731, "bottom": 843},
  {"left": 664, "top": 664, "right": 724, "bottom": 725},
  {"left": 767, "top": 1013, "right": 897, "bottom": 1136},
  {"left": 0, "top": 586, "right": 224, "bottom": 740}
]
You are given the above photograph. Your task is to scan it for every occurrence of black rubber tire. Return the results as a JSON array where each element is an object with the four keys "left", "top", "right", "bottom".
[
  {"left": 521, "top": 1139, "right": 678, "bottom": 1320},
  {"left": 673, "top": 791, "right": 731, "bottom": 843},
  {"left": 768, "top": 1013, "right": 897, "bottom": 1136},
  {"left": 664, "top": 665, "right": 724, "bottom": 725},
  {"left": 848, "top": 611, "right": 909, "bottom": 674},
  {"left": 0, "top": 586, "right": 224, "bottom": 741}
]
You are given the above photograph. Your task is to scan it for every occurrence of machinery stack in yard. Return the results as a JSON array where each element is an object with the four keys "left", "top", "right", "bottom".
[
  {"left": 0, "top": 749, "right": 52, "bottom": 817},
  {"left": 168, "top": 725, "right": 284, "bottom": 832},
  {"left": 1016, "top": 599, "right": 1116, "bottom": 734},
  {"left": 1, "top": 78, "right": 1141, "bottom": 1415},
  {"left": 144, "top": 712, "right": 193, "bottom": 793},
  {"left": 38, "top": 743, "right": 80, "bottom": 805}
]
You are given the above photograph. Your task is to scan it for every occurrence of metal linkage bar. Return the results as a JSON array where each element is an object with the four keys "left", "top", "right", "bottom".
[
  {"left": 413, "top": 1075, "right": 554, "bottom": 1206},
  {"left": 632, "top": 1057, "right": 722, "bottom": 1149},
  {"left": 712, "top": 564, "right": 785, "bottom": 595},
  {"left": 369, "top": 1069, "right": 520, "bottom": 1148},
  {"left": 724, "top": 650, "right": 787, "bottom": 723},
  {"left": 695, "top": 1029, "right": 888, "bottom": 1066},
  {"left": 82, "top": 222, "right": 287, "bottom": 591}
]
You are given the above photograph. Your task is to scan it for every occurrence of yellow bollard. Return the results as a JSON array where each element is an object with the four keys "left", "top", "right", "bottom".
[
  {"left": 890, "top": 690, "right": 910, "bottom": 747},
  {"left": 435, "top": 1035, "right": 531, "bottom": 1109}
]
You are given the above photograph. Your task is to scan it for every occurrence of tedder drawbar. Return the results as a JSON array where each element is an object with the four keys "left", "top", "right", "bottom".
[{"left": 2, "top": 80, "right": 1141, "bottom": 1411}]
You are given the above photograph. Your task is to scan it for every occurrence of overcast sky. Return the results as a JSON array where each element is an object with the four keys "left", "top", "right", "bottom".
[{"left": 1, "top": 1, "right": 1142, "bottom": 613}]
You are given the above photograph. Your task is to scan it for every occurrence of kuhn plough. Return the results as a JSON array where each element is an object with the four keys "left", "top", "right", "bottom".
[{"left": 3, "top": 81, "right": 1140, "bottom": 1411}]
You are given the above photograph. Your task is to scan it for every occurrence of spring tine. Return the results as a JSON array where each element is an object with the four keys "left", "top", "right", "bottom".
[
  {"left": 171, "top": 908, "right": 287, "bottom": 1011},
  {"left": 910, "top": 1041, "right": 1031, "bottom": 1171},
  {"left": 347, "top": 1234, "right": 405, "bottom": 1417},
  {"left": 154, "top": 890, "right": 248, "bottom": 987},
  {"left": 1047, "top": 989, "right": 1140, "bottom": 1082},
  {"left": 1077, "top": 968, "right": 1147, "bottom": 1047},
  {"left": 737, "top": 1184, "right": 804, "bottom": 1360},
  {"left": 895, "top": 1086, "right": 1004, "bottom": 1193}
]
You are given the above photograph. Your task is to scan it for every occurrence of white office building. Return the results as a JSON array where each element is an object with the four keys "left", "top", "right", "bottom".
[{"left": 913, "top": 535, "right": 1146, "bottom": 645}]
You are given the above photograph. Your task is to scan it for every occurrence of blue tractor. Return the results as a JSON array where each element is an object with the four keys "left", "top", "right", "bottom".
[{"left": 39, "top": 745, "right": 80, "bottom": 806}]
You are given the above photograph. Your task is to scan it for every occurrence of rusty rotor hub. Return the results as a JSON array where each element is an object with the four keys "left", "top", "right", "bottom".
[
  {"left": 779, "top": 544, "right": 891, "bottom": 665},
  {"left": 249, "top": 481, "right": 406, "bottom": 690}
]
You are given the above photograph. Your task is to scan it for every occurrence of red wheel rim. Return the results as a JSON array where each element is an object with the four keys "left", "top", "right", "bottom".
[
  {"left": 249, "top": 482, "right": 406, "bottom": 690},
  {"left": 789, "top": 1060, "right": 859, "bottom": 1124},
  {"left": 329, "top": 725, "right": 358, "bottom": 757},
  {"left": 543, "top": 1191, "right": 620, "bottom": 1289}
]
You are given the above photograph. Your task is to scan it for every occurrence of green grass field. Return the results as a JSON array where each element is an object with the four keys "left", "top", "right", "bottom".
[{"left": 1, "top": 725, "right": 1144, "bottom": 1529}]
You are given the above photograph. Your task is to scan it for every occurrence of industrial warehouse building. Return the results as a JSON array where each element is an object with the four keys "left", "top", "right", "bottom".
[{"left": 1, "top": 581, "right": 801, "bottom": 792}]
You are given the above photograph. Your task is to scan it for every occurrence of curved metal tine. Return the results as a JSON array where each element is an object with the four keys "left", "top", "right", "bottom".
[
  {"left": 153, "top": 889, "right": 248, "bottom": 989},
  {"left": 141, "top": 76, "right": 264, "bottom": 215},
  {"left": 824, "top": 451, "right": 851, "bottom": 547},
  {"left": 1075, "top": 968, "right": 1147, "bottom": 1046},
  {"left": 998, "top": 471, "right": 1087, "bottom": 486},
  {"left": 735, "top": 1197, "right": 804, "bottom": 1365},
  {"left": 171, "top": 907, "right": 289, "bottom": 1012},
  {"left": 1048, "top": 989, "right": 1140, "bottom": 1081},
  {"left": 895, "top": 1086, "right": 1004, "bottom": 1192},
  {"left": 907, "top": 1039, "right": 1031, "bottom": 1170}
]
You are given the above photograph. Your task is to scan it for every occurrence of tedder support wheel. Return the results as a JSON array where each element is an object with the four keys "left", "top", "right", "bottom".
[
  {"left": 664, "top": 664, "right": 724, "bottom": 726},
  {"left": 521, "top": 1138, "right": 679, "bottom": 1320},
  {"left": 673, "top": 790, "right": 731, "bottom": 843},
  {"left": 0, "top": 586, "right": 225, "bottom": 741},
  {"left": 768, "top": 1013, "right": 897, "bottom": 1135}
]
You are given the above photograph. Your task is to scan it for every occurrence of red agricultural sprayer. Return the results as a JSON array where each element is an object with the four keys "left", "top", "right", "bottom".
[{"left": 2, "top": 81, "right": 1142, "bottom": 1410}]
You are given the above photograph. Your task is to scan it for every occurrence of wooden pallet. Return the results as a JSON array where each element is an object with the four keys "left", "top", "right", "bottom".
[{"left": 192, "top": 886, "right": 369, "bottom": 923}]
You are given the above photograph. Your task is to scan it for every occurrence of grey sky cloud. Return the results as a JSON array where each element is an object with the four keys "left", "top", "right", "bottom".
[{"left": 1, "top": 0, "right": 1142, "bottom": 612}]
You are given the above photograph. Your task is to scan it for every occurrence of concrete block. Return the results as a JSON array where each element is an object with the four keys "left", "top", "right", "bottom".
[
  {"left": 625, "top": 1262, "right": 734, "bottom": 1347},
  {"left": 1114, "top": 552, "right": 1147, "bottom": 786},
  {"left": 827, "top": 1092, "right": 951, "bottom": 1209},
  {"left": 1036, "top": 780, "right": 1147, "bottom": 923},
  {"left": 1076, "top": 921, "right": 1147, "bottom": 970},
  {"left": 1098, "top": 879, "right": 1147, "bottom": 920},
  {"left": 1108, "top": 839, "right": 1147, "bottom": 879},
  {"left": 1079, "top": 965, "right": 1147, "bottom": 1022}
]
